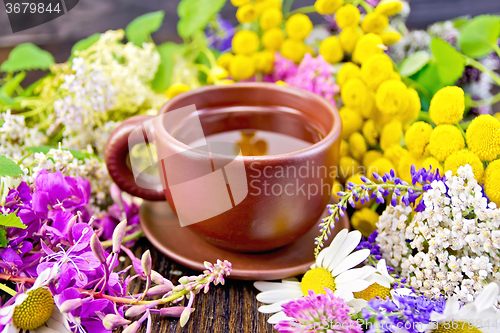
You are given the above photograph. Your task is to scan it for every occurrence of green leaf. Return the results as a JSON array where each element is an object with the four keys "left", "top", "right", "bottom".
[
  {"left": 177, "top": 0, "right": 226, "bottom": 39},
  {"left": 0, "top": 72, "right": 26, "bottom": 97},
  {"left": 71, "top": 33, "right": 100, "bottom": 55},
  {"left": 0, "top": 155, "right": 24, "bottom": 177},
  {"left": 431, "top": 38, "right": 466, "bottom": 85},
  {"left": 0, "top": 213, "right": 27, "bottom": 229},
  {"left": 412, "top": 61, "right": 444, "bottom": 95},
  {"left": 398, "top": 51, "right": 430, "bottom": 77},
  {"left": 0, "top": 43, "right": 55, "bottom": 73},
  {"left": 0, "top": 228, "right": 7, "bottom": 248},
  {"left": 458, "top": 15, "right": 500, "bottom": 58},
  {"left": 26, "top": 146, "right": 95, "bottom": 160},
  {"left": 126, "top": 11, "right": 165, "bottom": 47},
  {"left": 151, "top": 42, "right": 183, "bottom": 91}
]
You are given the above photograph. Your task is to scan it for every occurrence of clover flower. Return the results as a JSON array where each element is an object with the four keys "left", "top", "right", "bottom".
[{"left": 274, "top": 288, "right": 362, "bottom": 333}]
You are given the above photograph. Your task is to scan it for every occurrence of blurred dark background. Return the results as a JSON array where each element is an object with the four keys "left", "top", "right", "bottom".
[{"left": 1, "top": 0, "right": 500, "bottom": 62}]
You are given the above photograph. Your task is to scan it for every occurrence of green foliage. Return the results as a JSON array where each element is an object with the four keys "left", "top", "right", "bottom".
[
  {"left": 431, "top": 38, "right": 465, "bottom": 84},
  {"left": 0, "top": 72, "right": 26, "bottom": 108},
  {"left": 26, "top": 146, "right": 96, "bottom": 160},
  {"left": 0, "top": 43, "right": 55, "bottom": 73},
  {"left": 0, "top": 228, "right": 6, "bottom": 248},
  {"left": 458, "top": 15, "right": 500, "bottom": 59},
  {"left": 125, "top": 11, "right": 165, "bottom": 47},
  {"left": 177, "top": 0, "right": 226, "bottom": 39},
  {"left": 398, "top": 51, "right": 430, "bottom": 77},
  {"left": 71, "top": 33, "right": 101, "bottom": 55},
  {"left": 151, "top": 42, "right": 183, "bottom": 92},
  {"left": 0, "top": 155, "right": 24, "bottom": 177},
  {"left": 0, "top": 213, "right": 27, "bottom": 230}
]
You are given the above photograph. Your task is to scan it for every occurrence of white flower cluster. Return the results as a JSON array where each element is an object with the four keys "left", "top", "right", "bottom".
[
  {"left": 0, "top": 110, "right": 46, "bottom": 161},
  {"left": 377, "top": 165, "right": 500, "bottom": 303},
  {"left": 21, "top": 146, "right": 111, "bottom": 206}
]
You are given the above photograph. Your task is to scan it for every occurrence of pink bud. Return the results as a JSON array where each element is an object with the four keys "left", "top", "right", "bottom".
[
  {"left": 90, "top": 233, "right": 106, "bottom": 264},
  {"left": 102, "top": 314, "right": 131, "bottom": 330},
  {"left": 146, "top": 284, "right": 173, "bottom": 296},
  {"left": 60, "top": 298, "right": 84, "bottom": 313},
  {"left": 159, "top": 307, "right": 192, "bottom": 318},
  {"left": 122, "top": 321, "right": 140, "bottom": 333},
  {"left": 112, "top": 220, "right": 127, "bottom": 253},
  {"left": 141, "top": 250, "right": 152, "bottom": 276},
  {"left": 110, "top": 183, "right": 125, "bottom": 212},
  {"left": 125, "top": 305, "right": 148, "bottom": 318}
]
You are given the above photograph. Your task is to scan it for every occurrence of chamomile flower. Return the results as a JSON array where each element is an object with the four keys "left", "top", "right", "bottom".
[
  {"left": 254, "top": 230, "right": 373, "bottom": 323},
  {"left": 0, "top": 268, "right": 71, "bottom": 333}
]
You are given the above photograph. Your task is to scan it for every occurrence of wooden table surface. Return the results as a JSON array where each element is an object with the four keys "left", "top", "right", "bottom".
[{"left": 122, "top": 238, "right": 275, "bottom": 333}]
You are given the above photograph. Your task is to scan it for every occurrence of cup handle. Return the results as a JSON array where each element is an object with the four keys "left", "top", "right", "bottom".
[{"left": 104, "top": 115, "right": 166, "bottom": 201}]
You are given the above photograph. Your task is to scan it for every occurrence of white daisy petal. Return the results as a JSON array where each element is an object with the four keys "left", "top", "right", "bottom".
[
  {"left": 256, "top": 288, "right": 302, "bottom": 304},
  {"left": 268, "top": 311, "right": 290, "bottom": 324},
  {"left": 335, "top": 266, "right": 376, "bottom": 284},
  {"left": 314, "top": 229, "right": 349, "bottom": 268},
  {"left": 471, "top": 283, "right": 499, "bottom": 312},
  {"left": 325, "top": 231, "right": 362, "bottom": 272},
  {"left": 33, "top": 328, "right": 61, "bottom": 333},
  {"left": 334, "top": 288, "right": 354, "bottom": 302},
  {"left": 331, "top": 249, "right": 370, "bottom": 277},
  {"left": 337, "top": 279, "right": 371, "bottom": 293},
  {"left": 3, "top": 324, "right": 17, "bottom": 333},
  {"left": 258, "top": 300, "right": 289, "bottom": 314},
  {"left": 366, "top": 273, "right": 392, "bottom": 288},
  {"left": 254, "top": 281, "right": 294, "bottom": 292}
]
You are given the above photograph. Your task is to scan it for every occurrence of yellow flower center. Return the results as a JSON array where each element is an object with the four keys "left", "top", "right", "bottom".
[
  {"left": 353, "top": 282, "right": 391, "bottom": 301},
  {"left": 12, "top": 288, "right": 54, "bottom": 330},
  {"left": 432, "top": 322, "right": 482, "bottom": 333},
  {"left": 301, "top": 267, "right": 336, "bottom": 296}
]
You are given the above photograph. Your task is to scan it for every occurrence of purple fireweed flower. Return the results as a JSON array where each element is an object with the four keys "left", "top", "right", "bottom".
[
  {"left": 205, "top": 14, "right": 234, "bottom": 52},
  {"left": 274, "top": 288, "right": 362, "bottom": 333}
]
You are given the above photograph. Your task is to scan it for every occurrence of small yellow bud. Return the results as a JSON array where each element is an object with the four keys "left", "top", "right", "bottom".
[
  {"left": 166, "top": 84, "right": 190, "bottom": 99},
  {"left": 229, "top": 54, "right": 256, "bottom": 80},
  {"left": 236, "top": 4, "right": 257, "bottom": 23},
  {"left": 253, "top": 50, "right": 275, "bottom": 74},
  {"left": 232, "top": 30, "right": 260, "bottom": 56},
  {"left": 314, "top": 0, "right": 344, "bottom": 15},
  {"left": 260, "top": 7, "right": 283, "bottom": 30},
  {"left": 280, "top": 39, "right": 306, "bottom": 63},
  {"left": 285, "top": 13, "right": 313, "bottom": 40},
  {"left": 319, "top": 36, "right": 344, "bottom": 64},
  {"left": 262, "top": 28, "right": 285, "bottom": 51}
]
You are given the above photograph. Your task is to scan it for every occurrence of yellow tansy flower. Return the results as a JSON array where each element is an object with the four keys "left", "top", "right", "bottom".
[
  {"left": 495, "top": 113, "right": 500, "bottom": 122},
  {"left": 361, "top": 12, "right": 389, "bottom": 34},
  {"left": 396, "top": 88, "right": 421, "bottom": 126},
  {"left": 352, "top": 33, "right": 385, "bottom": 64},
  {"left": 349, "top": 132, "right": 367, "bottom": 161},
  {"left": 337, "top": 62, "right": 361, "bottom": 88},
  {"left": 384, "top": 144, "right": 407, "bottom": 169},
  {"left": 444, "top": 150, "right": 484, "bottom": 182},
  {"left": 421, "top": 157, "right": 442, "bottom": 174},
  {"left": 362, "top": 119, "right": 379, "bottom": 146},
  {"left": 339, "top": 156, "right": 360, "bottom": 183},
  {"left": 368, "top": 157, "right": 396, "bottom": 181},
  {"left": 285, "top": 14, "right": 313, "bottom": 40},
  {"left": 319, "top": 36, "right": 344, "bottom": 64},
  {"left": 236, "top": 4, "right": 257, "bottom": 23},
  {"left": 360, "top": 91, "right": 377, "bottom": 119},
  {"left": 351, "top": 208, "right": 379, "bottom": 237},
  {"left": 375, "top": 0, "right": 403, "bottom": 16},
  {"left": 466, "top": 114, "right": 500, "bottom": 162},
  {"left": 380, "top": 28, "right": 402, "bottom": 46},
  {"left": 428, "top": 125, "right": 465, "bottom": 162},
  {"left": 341, "top": 78, "right": 368, "bottom": 108},
  {"left": 340, "top": 139, "right": 350, "bottom": 157},
  {"left": 336, "top": 4, "right": 361, "bottom": 28},
  {"left": 363, "top": 150, "right": 383, "bottom": 168},
  {"left": 280, "top": 39, "right": 307, "bottom": 63},
  {"left": 260, "top": 8, "right": 283, "bottom": 30},
  {"left": 255, "top": 0, "right": 282, "bottom": 15},
  {"left": 405, "top": 121, "right": 433, "bottom": 156},
  {"left": 166, "top": 84, "right": 190, "bottom": 99},
  {"left": 376, "top": 80, "right": 409, "bottom": 116},
  {"left": 484, "top": 160, "right": 500, "bottom": 206},
  {"left": 361, "top": 53, "right": 394, "bottom": 90},
  {"left": 253, "top": 50, "right": 275, "bottom": 74},
  {"left": 339, "top": 107, "right": 363, "bottom": 140},
  {"left": 262, "top": 28, "right": 285, "bottom": 51},
  {"left": 231, "top": 0, "right": 251, "bottom": 7},
  {"left": 229, "top": 55, "right": 256, "bottom": 80},
  {"left": 428, "top": 86, "right": 465, "bottom": 125},
  {"left": 398, "top": 151, "right": 423, "bottom": 183},
  {"left": 339, "top": 26, "right": 363, "bottom": 54},
  {"left": 216, "top": 53, "right": 234, "bottom": 70},
  {"left": 232, "top": 30, "right": 259, "bottom": 56},
  {"left": 380, "top": 119, "right": 403, "bottom": 151},
  {"left": 315, "top": 0, "right": 344, "bottom": 15}
]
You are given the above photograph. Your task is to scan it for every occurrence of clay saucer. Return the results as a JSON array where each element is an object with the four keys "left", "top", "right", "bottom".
[{"left": 140, "top": 199, "right": 350, "bottom": 281}]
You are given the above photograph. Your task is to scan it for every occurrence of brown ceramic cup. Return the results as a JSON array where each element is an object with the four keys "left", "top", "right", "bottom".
[{"left": 105, "top": 83, "right": 341, "bottom": 253}]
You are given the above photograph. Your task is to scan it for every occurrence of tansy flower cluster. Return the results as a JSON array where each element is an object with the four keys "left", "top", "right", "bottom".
[
  {"left": 317, "top": 0, "right": 404, "bottom": 65},
  {"left": 404, "top": 85, "right": 500, "bottom": 206}
]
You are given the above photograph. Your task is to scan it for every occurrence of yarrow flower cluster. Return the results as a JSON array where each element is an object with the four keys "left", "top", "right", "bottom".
[{"left": 377, "top": 165, "right": 500, "bottom": 302}]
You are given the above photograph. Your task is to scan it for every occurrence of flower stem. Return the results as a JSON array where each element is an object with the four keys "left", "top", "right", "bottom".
[
  {"left": 417, "top": 111, "right": 433, "bottom": 124},
  {"left": 0, "top": 283, "right": 17, "bottom": 296},
  {"left": 283, "top": 0, "right": 294, "bottom": 15},
  {"left": 492, "top": 43, "right": 500, "bottom": 61},
  {"left": 285, "top": 5, "right": 316, "bottom": 18},
  {"left": 0, "top": 273, "right": 36, "bottom": 284},
  {"left": 466, "top": 57, "right": 500, "bottom": 87},
  {"left": 468, "top": 91, "right": 500, "bottom": 108},
  {"left": 101, "top": 230, "right": 144, "bottom": 248}
]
